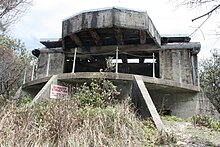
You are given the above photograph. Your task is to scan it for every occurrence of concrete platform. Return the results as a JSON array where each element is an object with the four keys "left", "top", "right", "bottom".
[
  {"left": 23, "top": 72, "right": 199, "bottom": 93},
  {"left": 21, "top": 72, "right": 200, "bottom": 118}
]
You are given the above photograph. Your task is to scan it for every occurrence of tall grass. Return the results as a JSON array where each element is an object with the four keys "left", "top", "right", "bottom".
[{"left": 0, "top": 98, "right": 175, "bottom": 146}]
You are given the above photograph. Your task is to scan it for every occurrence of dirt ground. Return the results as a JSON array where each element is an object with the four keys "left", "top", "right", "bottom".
[{"left": 163, "top": 120, "right": 220, "bottom": 146}]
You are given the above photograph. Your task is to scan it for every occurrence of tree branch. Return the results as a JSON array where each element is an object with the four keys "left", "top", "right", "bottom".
[{"left": 192, "top": 4, "right": 220, "bottom": 21}]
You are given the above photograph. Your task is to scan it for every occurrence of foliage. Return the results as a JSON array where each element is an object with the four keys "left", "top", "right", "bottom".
[
  {"left": 104, "top": 56, "right": 115, "bottom": 72},
  {"left": 199, "top": 49, "right": 220, "bottom": 112},
  {"left": 73, "top": 72, "right": 119, "bottom": 108},
  {"left": 0, "top": 0, "right": 32, "bottom": 32},
  {"left": 17, "top": 95, "right": 32, "bottom": 107},
  {"left": 0, "top": 34, "right": 33, "bottom": 105},
  {"left": 74, "top": 80, "right": 118, "bottom": 108},
  {"left": 0, "top": 34, "right": 27, "bottom": 59},
  {"left": 0, "top": 98, "right": 176, "bottom": 146},
  {"left": 191, "top": 114, "right": 220, "bottom": 131}
]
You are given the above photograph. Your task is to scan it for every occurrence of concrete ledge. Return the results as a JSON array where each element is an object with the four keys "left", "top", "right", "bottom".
[
  {"left": 23, "top": 76, "right": 51, "bottom": 88},
  {"left": 23, "top": 72, "right": 200, "bottom": 93}
]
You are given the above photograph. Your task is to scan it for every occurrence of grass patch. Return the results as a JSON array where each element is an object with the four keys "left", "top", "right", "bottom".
[{"left": 162, "top": 115, "right": 185, "bottom": 122}]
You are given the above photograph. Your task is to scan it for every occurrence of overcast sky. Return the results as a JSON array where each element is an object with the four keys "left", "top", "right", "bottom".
[{"left": 8, "top": 0, "right": 220, "bottom": 59}]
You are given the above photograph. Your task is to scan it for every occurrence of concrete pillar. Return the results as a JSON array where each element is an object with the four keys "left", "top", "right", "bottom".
[{"left": 134, "top": 75, "right": 165, "bottom": 131}]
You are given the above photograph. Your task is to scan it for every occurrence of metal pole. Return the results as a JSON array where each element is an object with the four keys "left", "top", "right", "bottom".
[
  {"left": 31, "top": 59, "right": 35, "bottom": 81},
  {"left": 46, "top": 53, "right": 51, "bottom": 76},
  {"left": 72, "top": 48, "right": 77, "bottom": 73},
  {"left": 23, "top": 67, "right": 27, "bottom": 84},
  {"left": 152, "top": 53, "right": 155, "bottom": 78},
  {"left": 115, "top": 46, "right": 119, "bottom": 73}
]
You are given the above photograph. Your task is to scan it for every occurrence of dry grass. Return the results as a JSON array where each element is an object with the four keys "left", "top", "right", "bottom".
[{"left": 0, "top": 99, "right": 174, "bottom": 146}]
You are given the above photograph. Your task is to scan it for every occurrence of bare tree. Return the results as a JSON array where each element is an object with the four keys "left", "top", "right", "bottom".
[
  {"left": 0, "top": 46, "right": 24, "bottom": 102},
  {"left": 0, "top": 35, "right": 32, "bottom": 106},
  {"left": 0, "top": 0, "right": 32, "bottom": 32},
  {"left": 172, "top": 0, "right": 220, "bottom": 35}
]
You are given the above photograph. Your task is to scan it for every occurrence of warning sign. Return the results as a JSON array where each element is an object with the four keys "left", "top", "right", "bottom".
[{"left": 50, "top": 84, "right": 68, "bottom": 99}]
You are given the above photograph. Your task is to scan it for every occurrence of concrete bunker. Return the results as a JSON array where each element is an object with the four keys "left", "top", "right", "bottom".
[{"left": 25, "top": 7, "right": 201, "bottom": 119}]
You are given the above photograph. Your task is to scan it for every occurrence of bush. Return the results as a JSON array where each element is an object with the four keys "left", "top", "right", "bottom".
[
  {"left": 17, "top": 95, "right": 32, "bottom": 107},
  {"left": 73, "top": 72, "right": 119, "bottom": 108}
]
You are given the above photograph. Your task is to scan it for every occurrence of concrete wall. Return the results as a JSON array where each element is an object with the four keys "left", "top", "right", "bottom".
[
  {"left": 159, "top": 49, "right": 196, "bottom": 85},
  {"left": 36, "top": 53, "right": 64, "bottom": 79},
  {"left": 58, "top": 79, "right": 133, "bottom": 100},
  {"left": 149, "top": 91, "right": 199, "bottom": 118}
]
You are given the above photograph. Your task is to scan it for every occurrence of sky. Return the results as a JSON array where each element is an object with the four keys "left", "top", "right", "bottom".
[{"left": 8, "top": 0, "right": 220, "bottom": 59}]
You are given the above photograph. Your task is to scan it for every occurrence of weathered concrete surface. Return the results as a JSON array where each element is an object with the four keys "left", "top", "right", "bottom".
[
  {"left": 23, "top": 72, "right": 199, "bottom": 93},
  {"left": 29, "top": 75, "right": 58, "bottom": 107},
  {"left": 150, "top": 91, "right": 199, "bottom": 118},
  {"left": 134, "top": 75, "right": 165, "bottom": 131},
  {"left": 20, "top": 72, "right": 202, "bottom": 118},
  {"left": 159, "top": 49, "right": 196, "bottom": 85},
  {"left": 36, "top": 52, "right": 64, "bottom": 79},
  {"left": 62, "top": 7, "right": 161, "bottom": 48}
]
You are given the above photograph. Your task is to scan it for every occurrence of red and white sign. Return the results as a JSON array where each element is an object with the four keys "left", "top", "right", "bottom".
[{"left": 50, "top": 84, "right": 68, "bottom": 99}]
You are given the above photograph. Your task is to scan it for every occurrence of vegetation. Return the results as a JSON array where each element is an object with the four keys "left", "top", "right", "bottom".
[
  {"left": 199, "top": 49, "right": 220, "bottom": 112},
  {"left": 191, "top": 114, "right": 220, "bottom": 132},
  {"left": 0, "top": 78, "right": 177, "bottom": 146},
  {"left": 162, "top": 115, "right": 185, "bottom": 122},
  {"left": 73, "top": 72, "right": 119, "bottom": 108},
  {"left": 0, "top": 99, "right": 176, "bottom": 146},
  {"left": 0, "top": 0, "right": 32, "bottom": 32},
  {"left": 0, "top": 34, "right": 33, "bottom": 106}
]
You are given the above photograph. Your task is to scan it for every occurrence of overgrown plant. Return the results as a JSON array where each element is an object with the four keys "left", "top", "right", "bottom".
[
  {"left": 73, "top": 73, "right": 119, "bottom": 108},
  {"left": 0, "top": 98, "right": 178, "bottom": 146},
  {"left": 17, "top": 95, "right": 32, "bottom": 107},
  {"left": 72, "top": 57, "right": 118, "bottom": 108},
  {"left": 191, "top": 114, "right": 220, "bottom": 132}
]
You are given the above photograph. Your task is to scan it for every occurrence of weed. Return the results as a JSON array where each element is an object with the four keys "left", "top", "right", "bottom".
[{"left": 17, "top": 95, "right": 32, "bottom": 107}]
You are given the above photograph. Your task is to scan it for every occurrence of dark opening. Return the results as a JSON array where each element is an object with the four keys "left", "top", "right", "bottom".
[{"left": 63, "top": 52, "right": 160, "bottom": 78}]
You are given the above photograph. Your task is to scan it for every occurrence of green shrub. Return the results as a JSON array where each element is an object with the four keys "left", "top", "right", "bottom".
[
  {"left": 18, "top": 95, "right": 32, "bottom": 107},
  {"left": 73, "top": 74, "right": 119, "bottom": 108}
]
